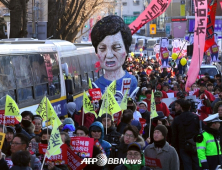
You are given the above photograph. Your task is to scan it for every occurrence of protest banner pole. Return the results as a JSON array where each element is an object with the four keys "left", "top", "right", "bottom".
[
  {"left": 46, "top": 96, "right": 49, "bottom": 142},
  {"left": 149, "top": 116, "right": 152, "bottom": 138},
  {"left": 82, "top": 108, "right": 84, "bottom": 126},
  {"left": 3, "top": 113, "right": 5, "bottom": 133},
  {"left": 41, "top": 154, "right": 47, "bottom": 170},
  {"left": 106, "top": 87, "right": 108, "bottom": 135}
]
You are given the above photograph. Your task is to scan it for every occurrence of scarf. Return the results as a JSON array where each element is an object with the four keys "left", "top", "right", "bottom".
[
  {"left": 124, "top": 153, "right": 145, "bottom": 170},
  {"left": 154, "top": 139, "right": 166, "bottom": 148}
]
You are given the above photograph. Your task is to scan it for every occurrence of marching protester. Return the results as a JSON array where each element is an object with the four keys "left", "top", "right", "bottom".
[{"left": 145, "top": 125, "right": 180, "bottom": 170}]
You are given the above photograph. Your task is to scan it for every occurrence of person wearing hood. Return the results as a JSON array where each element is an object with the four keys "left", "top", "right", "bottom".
[
  {"left": 145, "top": 125, "right": 179, "bottom": 170},
  {"left": 62, "top": 118, "right": 75, "bottom": 137},
  {"left": 114, "top": 142, "right": 150, "bottom": 170},
  {"left": 110, "top": 125, "right": 145, "bottom": 169},
  {"left": 100, "top": 114, "right": 121, "bottom": 145},
  {"left": 171, "top": 99, "right": 200, "bottom": 170},
  {"left": 138, "top": 101, "right": 150, "bottom": 124},
  {"left": 196, "top": 113, "right": 222, "bottom": 170},
  {"left": 15, "top": 111, "right": 35, "bottom": 140},
  {"left": 89, "top": 121, "right": 111, "bottom": 157}
]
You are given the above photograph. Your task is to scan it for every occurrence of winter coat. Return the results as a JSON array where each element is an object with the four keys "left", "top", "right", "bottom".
[
  {"left": 103, "top": 126, "right": 121, "bottom": 145},
  {"left": 171, "top": 111, "right": 200, "bottom": 151},
  {"left": 9, "top": 166, "right": 32, "bottom": 170},
  {"left": 109, "top": 135, "right": 145, "bottom": 169},
  {"left": 21, "top": 123, "right": 35, "bottom": 140},
  {"left": 89, "top": 121, "right": 111, "bottom": 157},
  {"left": 141, "top": 110, "right": 150, "bottom": 124},
  {"left": 144, "top": 142, "right": 179, "bottom": 170},
  {"left": 117, "top": 122, "right": 128, "bottom": 135}
]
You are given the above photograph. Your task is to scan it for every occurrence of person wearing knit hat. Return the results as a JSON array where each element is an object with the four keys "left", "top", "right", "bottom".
[
  {"left": 114, "top": 142, "right": 150, "bottom": 170},
  {"left": 62, "top": 118, "right": 75, "bottom": 137},
  {"left": 101, "top": 114, "right": 121, "bottom": 145},
  {"left": 67, "top": 102, "right": 77, "bottom": 117},
  {"left": 144, "top": 125, "right": 179, "bottom": 170}
]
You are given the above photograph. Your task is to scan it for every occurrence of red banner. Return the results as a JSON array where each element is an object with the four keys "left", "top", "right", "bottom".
[
  {"left": 94, "top": 139, "right": 105, "bottom": 154},
  {"left": 70, "top": 137, "right": 94, "bottom": 158},
  {"left": 185, "top": 0, "right": 208, "bottom": 91},
  {"left": 113, "top": 111, "right": 122, "bottom": 126},
  {"left": 67, "top": 147, "right": 86, "bottom": 170},
  {"left": 129, "top": 0, "right": 172, "bottom": 34},
  {"left": 145, "top": 156, "right": 162, "bottom": 168},
  {"left": 88, "top": 88, "right": 102, "bottom": 101},
  {"left": 139, "top": 118, "right": 146, "bottom": 134},
  {"left": 0, "top": 110, "right": 19, "bottom": 126},
  {"left": 38, "top": 144, "right": 68, "bottom": 165},
  {"left": 204, "top": 1, "right": 217, "bottom": 52}
]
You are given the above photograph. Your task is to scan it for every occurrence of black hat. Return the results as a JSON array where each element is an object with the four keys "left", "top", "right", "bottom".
[
  {"left": 90, "top": 126, "right": 102, "bottom": 132},
  {"left": 6, "top": 126, "right": 15, "bottom": 134},
  {"left": 154, "top": 125, "right": 168, "bottom": 138},
  {"left": 101, "top": 114, "right": 112, "bottom": 120},
  {"left": 127, "top": 142, "right": 142, "bottom": 153}
]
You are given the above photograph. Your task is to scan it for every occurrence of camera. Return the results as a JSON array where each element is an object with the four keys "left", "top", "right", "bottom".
[{"left": 187, "top": 99, "right": 199, "bottom": 113}]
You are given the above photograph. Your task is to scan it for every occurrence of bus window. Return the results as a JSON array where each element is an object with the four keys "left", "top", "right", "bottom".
[
  {"left": 42, "top": 53, "right": 60, "bottom": 96},
  {"left": 0, "top": 90, "right": 15, "bottom": 106},
  {"left": 18, "top": 87, "right": 33, "bottom": 102},
  {"left": 91, "top": 71, "right": 95, "bottom": 81},
  {"left": 30, "top": 54, "right": 48, "bottom": 84},
  {"left": 0, "top": 56, "right": 16, "bottom": 92},
  {"left": 35, "top": 84, "right": 47, "bottom": 98},
  {"left": 11, "top": 55, "right": 33, "bottom": 88}
]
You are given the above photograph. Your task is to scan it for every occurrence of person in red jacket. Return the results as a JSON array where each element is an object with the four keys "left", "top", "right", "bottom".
[
  {"left": 193, "top": 81, "right": 215, "bottom": 120},
  {"left": 143, "top": 90, "right": 152, "bottom": 111},
  {"left": 156, "top": 83, "right": 168, "bottom": 99},
  {"left": 154, "top": 91, "right": 170, "bottom": 118}
]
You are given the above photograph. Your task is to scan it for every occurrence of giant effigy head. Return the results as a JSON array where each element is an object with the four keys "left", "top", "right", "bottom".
[{"left": 91, "top": 15, "right": 132, "bottom": 72}]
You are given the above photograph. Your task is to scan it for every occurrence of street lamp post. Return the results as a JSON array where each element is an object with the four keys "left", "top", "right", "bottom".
[{"left": 3, "top": 13, "right": 10, "bottom": 39}]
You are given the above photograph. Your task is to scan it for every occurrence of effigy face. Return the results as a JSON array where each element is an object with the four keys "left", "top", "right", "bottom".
[{"left": 97, "top": 31, "right": 126, "bottom": 73}]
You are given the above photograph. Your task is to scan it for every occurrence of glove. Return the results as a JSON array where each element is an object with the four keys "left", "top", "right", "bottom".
[{"left": 15, "top": 124, "right": 22, "bottom": 133}]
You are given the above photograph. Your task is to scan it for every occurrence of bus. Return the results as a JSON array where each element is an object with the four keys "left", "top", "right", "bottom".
[{"left": 0, "top": 39, "right": 101, "bottom": 117}]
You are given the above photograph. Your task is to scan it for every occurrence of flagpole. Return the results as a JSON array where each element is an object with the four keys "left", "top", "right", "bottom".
[
  {"left": 3, "top": 114, "right": 5, "bottom": 133},
  {"left": 149, "top": 116, "right": 152, "bottom": 138},
  {"left": 41, "top": 154, "right": 46, "bottom": 170},
  {"left": 46, "top": 96, "right": 49, "bottom": 141},
  {"left": 82, "top": 108, "right": 84, "bottom": 126},
  {"left": 106, "top": 87, "right": 108, "bottom": 135}
]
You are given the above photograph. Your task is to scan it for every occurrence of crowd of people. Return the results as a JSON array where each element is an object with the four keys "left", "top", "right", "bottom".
[{"left": 0, "top": 54, "right": 222, "bottom": 170}]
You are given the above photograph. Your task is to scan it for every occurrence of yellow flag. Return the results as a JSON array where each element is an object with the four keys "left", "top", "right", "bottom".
[
  {"left": 45, "top": 120, "right": 63, "bottom": 158},
  {"left": 120, "top": 89, "right": 129, "bottom": 110},
  {"left": 83, "top": 91, "right": 98, "bottom": 118},
  {"left": 88, "top": 78, "right": 92, "bottom": 89},
  {"left": 150, "top": 91, "right": 158, "bottom": 119},
  {"left": 108, "top": 80, "right": 116, "bottom": 95},
  {"left": 46, "top": 98, "right": 62, "bottom": 127},
  {"left": 36, "top": 96, "right": 48, "bottom": 122},
  {"left": 15, "top": 115, "right": 22, "bottom": 122},
  {"left": 99, "top": 89, "right": 121, "bottom": 117},
  {"left": 5, "top": 95, "right": 20, "bottom": 116},
  {"left": 0, "top": 132, "right": 5, "bottom": 149}
]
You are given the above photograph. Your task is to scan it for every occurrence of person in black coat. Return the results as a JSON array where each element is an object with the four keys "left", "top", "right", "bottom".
[
  {"left": 109, "top": 125, "right": 145, "bottom": 170},
  {"left": 100, "top": 114, "right": 121, "bottom": 145},
  {"left": 171, "top": 99, "right": 200, "bottom": 170},
  {"left": 117, "top": 109, "right": 134, "bottom": 134}
]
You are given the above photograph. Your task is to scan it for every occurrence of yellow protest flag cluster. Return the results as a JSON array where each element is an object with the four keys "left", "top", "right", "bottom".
[
  {"left": 150, "top": 91, "right": 158, "bottom": 119},
  {"left": 99, "top": 89, "right": 121, "bottom": 117},
  {"left": 120, "top": 89, "right": 129, "bottom": 111},
  {"left": 83, "top": 91, "right": 98, "bottom": 118},
  {"left": 5, "top": 95, "right": 22, "bottom": 122},
  {"left": 36, "top": 96, "right": 62, "bottom": 127},
  {"left": 102, "top": 81, "right": 116, "bottom": 99},
  {"left": 88, "top": 78, "right": 92, "bottom": 89},
  {"left": 45, "top": 120, "right": 63, "bottom": 158}
]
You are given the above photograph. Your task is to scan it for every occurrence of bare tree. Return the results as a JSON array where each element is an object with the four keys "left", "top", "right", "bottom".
[
  {"left": 0, "top": 0, "right": 29, "bottom": 38},
  {"left": 48, "top": 0, "right": 115, "bottom": 42}
]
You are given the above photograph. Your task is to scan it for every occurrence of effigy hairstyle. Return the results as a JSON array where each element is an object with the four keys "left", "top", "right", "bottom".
[{"left": 91, "top": 15, "right": 132, "bottom": 54}]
